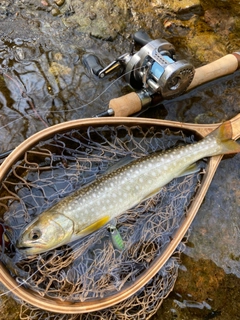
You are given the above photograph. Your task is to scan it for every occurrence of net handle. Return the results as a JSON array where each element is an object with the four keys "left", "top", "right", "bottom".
[{"left": 109, "top": 53, "right": 240, "bottom": 116}]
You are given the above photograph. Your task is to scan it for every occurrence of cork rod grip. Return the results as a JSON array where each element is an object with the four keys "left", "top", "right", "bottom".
[
  {"left": 187, "top": 53, "right": 240, "bottom": 91},
  {"left": 108, "top": 53, "right": 240, "bottom": 117},
  {"left": 109, "top": 92, "right": 142, "bottom": 117}
]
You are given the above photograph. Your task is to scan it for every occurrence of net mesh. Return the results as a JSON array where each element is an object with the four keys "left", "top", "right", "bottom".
[
  {"left": 0, "top": 124, "right": 205, "bottom": 319},
  {"left": 18, "top": 256, "right": 180, "bottom": 320}
]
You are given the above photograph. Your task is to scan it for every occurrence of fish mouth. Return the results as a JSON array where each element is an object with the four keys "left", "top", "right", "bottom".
[
  {"left": 17, "top": 246, "right": 32, "bottom": 250},
  {"left": 17, "top": 244, "right": 42, "bottom": 256},
  {"left": 16, "top": 243, "right": 33, "bottom": 252},
  {"left": 16, "top": 239, "right": 49, "bottom": 255},
  {"left": 17, "top": 245, "right": 35, "bottom": 256},
  {"left": 16, "top": 240, "right": 38, "bottom": 252}
]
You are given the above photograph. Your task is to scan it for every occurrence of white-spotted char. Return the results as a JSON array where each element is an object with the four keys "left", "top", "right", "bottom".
[{"left": 17, "top": 121, "right": 240, "bottom": 255}]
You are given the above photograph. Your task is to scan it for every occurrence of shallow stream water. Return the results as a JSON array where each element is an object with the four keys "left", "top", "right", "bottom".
[{"left": 0, "top": 1, "right": 239, "bottom": 319}]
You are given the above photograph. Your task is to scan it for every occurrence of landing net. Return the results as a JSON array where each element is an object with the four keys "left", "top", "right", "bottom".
[{"left": 0, "top": 124, "right": 205, "bottom": 319}]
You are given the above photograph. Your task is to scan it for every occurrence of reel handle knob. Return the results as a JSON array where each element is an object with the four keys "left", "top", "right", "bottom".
[
  {"left": 133, "top": 30, "right": 152, "bottom": 46},
  {"left": 82, "top": 54, "right": 103, "bottom": 76}
]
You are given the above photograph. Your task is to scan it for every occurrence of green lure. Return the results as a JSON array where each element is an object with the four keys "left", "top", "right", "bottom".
[{"left": 107, "top": 224, "right": 125, "bottom": 251}]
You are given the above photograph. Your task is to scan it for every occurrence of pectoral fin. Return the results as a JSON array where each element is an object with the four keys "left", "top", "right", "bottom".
[{"left": 77, "top": 216, "right": 110, "bottom": 237}]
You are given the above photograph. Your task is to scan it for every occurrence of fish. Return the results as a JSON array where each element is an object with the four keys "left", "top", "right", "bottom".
[{"left": 16, "top": 121, "right": 240, "bottom": 255}]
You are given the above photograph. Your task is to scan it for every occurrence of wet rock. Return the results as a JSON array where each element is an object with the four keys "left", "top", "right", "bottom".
[
  {"left": 152, "top": 0, "right": 202, "bottom": 15},
  {"left": 49, "top": 61, "right": 72, "bottom": 77},
  {"left": 88, "top": 11, "right": 97, "bottom": 21},
  {"left": 61, "top": 0, "right": 129, "bottom": 40},
  {"left": 153, "top": 255, "right": 240, "bottom": 320},
  {"left": 204, "top": 8, "right": 235, "bottom": 35},
  {"left": 199, "top": 1, "right": 240, "bottom": 52},
  {"left": 186, "top": 32, "right": 228, "bottom": 62},
  {"left": 54, "top": 0, "right": 65, "bottom": 6},
  {"left": 0, "top": 285, "right": 20, "bottom": 320},
  {"left": 201, "top": 0, "right": 240, "bottom": 15},
  {"left": 186, "top": 152, "right": 240, "bottom": 279},
  {"left": 51, "top": 7, "right": 61, "bottom": 16}
]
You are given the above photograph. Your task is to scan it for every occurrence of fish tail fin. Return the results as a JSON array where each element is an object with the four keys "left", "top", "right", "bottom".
[{"left": 212, "top": 121, "right": 240, "bottom": 154}]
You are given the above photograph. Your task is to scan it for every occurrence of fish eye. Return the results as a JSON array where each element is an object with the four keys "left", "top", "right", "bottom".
[{"left": 29, "top": 228, "right": 42, "bottom": 241}]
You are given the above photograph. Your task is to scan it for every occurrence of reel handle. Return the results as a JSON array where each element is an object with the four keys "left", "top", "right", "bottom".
[
  {"left": 109, "top": 53, "right": 240, "bottom": 117},
  {"left": 133, "top": 30, "right": 152, "bottom": 46}
]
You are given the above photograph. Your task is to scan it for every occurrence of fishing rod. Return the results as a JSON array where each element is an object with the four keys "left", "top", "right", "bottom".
[
  {"left": 84, "top": 30, "right": 240, "bottom": 117},
  {"left": 0, "top": 31, "right": 240, "bottom": 160}
]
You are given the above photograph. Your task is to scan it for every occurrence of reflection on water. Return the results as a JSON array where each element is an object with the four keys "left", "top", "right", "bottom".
[{"left": 0, "top": 35, "right": 126, "bottom": 153}]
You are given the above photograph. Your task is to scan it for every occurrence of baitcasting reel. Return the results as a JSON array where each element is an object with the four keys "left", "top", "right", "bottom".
[{"left": 84, "top": 30, "right": 195, "bottom": 112}]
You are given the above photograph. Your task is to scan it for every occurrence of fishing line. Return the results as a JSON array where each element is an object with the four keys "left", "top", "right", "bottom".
[
  {"left": 0, "top": 66, "right": 142, "bottom": 133},
  {"left": 2, "top": 70, "right": 237, "bottom": 311},
  {"left": 0, "top": 119, "right": 206, "bottom": 318},
  {"left": 0, "top": 249, "right": 69, "bottom": 297},
  {"left": 0, "top": 229, "right": 110, "bottom": 298},
  {"left": 2, "top": 73, "right": 49, "bottom": 128},
  {"left": 0, "top": 67, "right": 141, "bottom": 159},
  {"left": 0, "top": 220, "right": 95, "bottom": 298}
]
